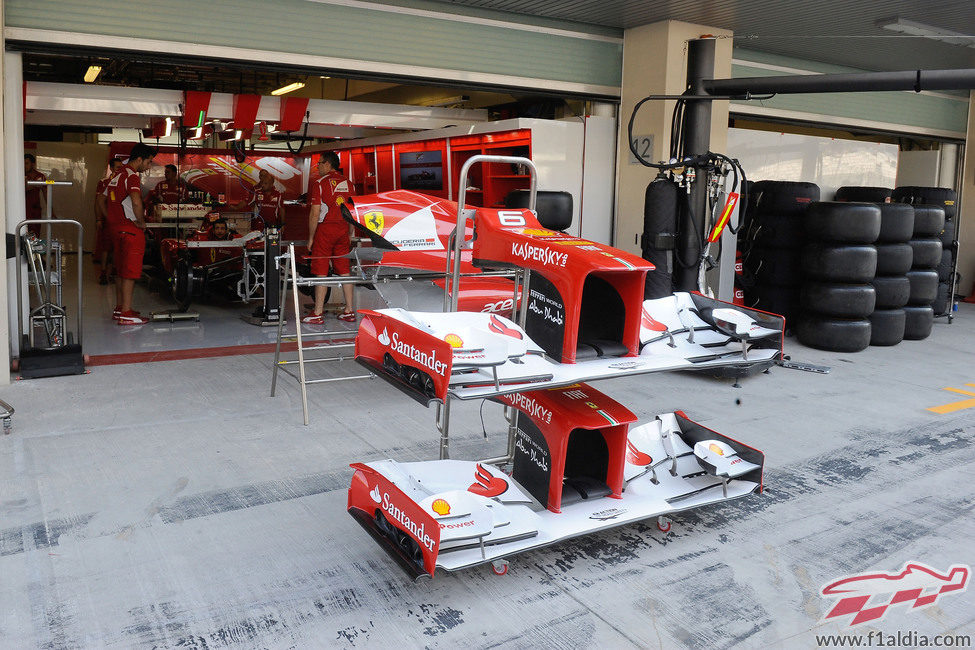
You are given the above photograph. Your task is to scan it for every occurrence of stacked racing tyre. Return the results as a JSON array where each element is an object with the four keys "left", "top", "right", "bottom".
[
  {"left": 834, "top": 186, "right": 893, "bottom": 203},
  {"left": 867, "top": 203, "right": 914, "bottom": 346},
  {"left": 741, "top": 180, "right": 819, "bottom": 326},
  {"left": 900, "top": 204, "right": 945, "bottom": 341},
  {"left": 796, "top": 202, "right": 880, "bottom": 352},
  {"left": 892, "top": 186, "right": 958, "bottom": 318}
]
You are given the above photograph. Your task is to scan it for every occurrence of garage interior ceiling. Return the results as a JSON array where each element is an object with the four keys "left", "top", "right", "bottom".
[
  {"left": 18, "top": 2, "right": 975, "bottom": 141},
  {"left": 438, "top": 0, "right": 975, "bottom": 72}
]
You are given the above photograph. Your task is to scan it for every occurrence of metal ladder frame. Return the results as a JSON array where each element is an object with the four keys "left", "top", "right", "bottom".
[
  {"left": 437, "top": 155, "right": 538, "bottom": 462},
  {"left": 269, "top": 239, "right": 520, "bottom": 425}
]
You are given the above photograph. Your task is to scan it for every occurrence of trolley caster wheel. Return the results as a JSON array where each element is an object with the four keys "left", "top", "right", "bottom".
[
  {"left": 656, "top": 516, "right": 672, "bottom": 533},
  {"left": 491, "top": 560, "right": 509, "bottom": 576}
]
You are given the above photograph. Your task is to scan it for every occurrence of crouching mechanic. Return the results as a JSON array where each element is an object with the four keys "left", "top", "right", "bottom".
[
  {"left": 304, "top": 152, "right": 355, "bottom": 324},
  {"left": 97, "top": 143, "right": 156, "bottom": 325}
]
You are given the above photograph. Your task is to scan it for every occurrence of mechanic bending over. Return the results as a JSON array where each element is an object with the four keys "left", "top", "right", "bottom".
[
  {"left": 97, "top": 142, "right": 157, "bottom": 326},
  {"left": 304, "top": 152, "right": 356, "bottom": 324}
]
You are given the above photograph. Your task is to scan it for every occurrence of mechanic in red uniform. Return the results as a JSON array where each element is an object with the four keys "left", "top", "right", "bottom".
[
  {"left": 96, "top": 143, "right": 156, "bottom": 325},
  {"left": 146, "top": 164, "right": 188, "bottom": 218},
  {"left": 234, "top": 169, "right": 283, "bottom": 231},
  {"left": 24, "top": 153, "right": 47, "bottom": 236},
  {"left": 194, "top": 218, "right": 238, "bottom": 266},
  {"left": 304, "top": 152, "right": 355, "bottom": 324},
  {"left": 93, "top": 158, "right": 124, "bottom": 284}
]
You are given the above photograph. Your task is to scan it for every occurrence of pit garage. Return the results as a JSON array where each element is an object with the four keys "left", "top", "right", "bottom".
[{"left": 1, "top": 2, "right": 974, "bottom": 648}]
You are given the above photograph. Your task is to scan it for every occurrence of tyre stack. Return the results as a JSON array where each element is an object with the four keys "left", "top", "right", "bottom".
[
  {"left": 867, "top": 204, "right": 915, "bottom": 346},
  {"left": 796, "top": 202, "right": 880, "bottom": 353},
  {"left": 741, "top": 181, "right": 820, "bottom": 326},
  {"left": 892, "top": 186, "right": 958, "bottom": 317},
  {"left": 834, "top": 186, "right": 893, "bottom": 203},
  {"left": 901, "top": 205, "right": 945, "bottom": 340}
]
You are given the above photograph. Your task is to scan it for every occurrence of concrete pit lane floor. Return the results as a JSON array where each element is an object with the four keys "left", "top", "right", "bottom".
[{"left": 1, "top": 305, "right": 973, "bottom": 649}]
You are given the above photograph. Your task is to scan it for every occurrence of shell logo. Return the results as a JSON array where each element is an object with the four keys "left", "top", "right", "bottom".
[
  {"left": 444, "top": 333, "right": 464, "bottom": 348},
  {"left": 708, "top": 442, "right": 726, "bottom": 456},
  {"left": 431, "top": 499, "right": 451, "bottom": 516}
]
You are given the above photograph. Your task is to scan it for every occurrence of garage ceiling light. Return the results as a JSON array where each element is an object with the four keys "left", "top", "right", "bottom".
[
  {"left": 877, "top": 18, "right": 975, "bottom": 49},
  {"left": 83, "top": 65, "right": 102, "bottom": 83},
  {"left": 271, "top": 82, "right": 305, "bottom": 96}
]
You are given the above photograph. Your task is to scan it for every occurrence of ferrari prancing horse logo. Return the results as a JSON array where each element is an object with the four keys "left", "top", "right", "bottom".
[{"left": 364, "top": 210, "right": 385, "bottom": 234}]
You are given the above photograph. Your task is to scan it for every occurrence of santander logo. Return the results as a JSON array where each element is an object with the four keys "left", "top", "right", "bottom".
[
  {"left": 371, "top": 483, "right": 437, "bottom": 552},
  {"left": 641, "top": 307, "right": 667, "bottom": 332},
  {"left": 382, "top": 329, "right": 448, "bottom": 377},
  {"left": 467, "top": 463, "right": 508, "bottom": 497},
  {"left": 625, "top": 440, "right": 653, "bottom": 466},
  {"left": 821, "top": 562, "right": 970, "bottom": 626}
]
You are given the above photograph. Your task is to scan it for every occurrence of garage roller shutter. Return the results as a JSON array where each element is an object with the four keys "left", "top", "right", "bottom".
[{"left": 4, "top": 0, "right": 623, "bottom": 96}]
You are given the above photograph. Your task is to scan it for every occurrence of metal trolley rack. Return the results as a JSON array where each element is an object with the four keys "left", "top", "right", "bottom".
[
  {"left": 268, "top": 170, "right": 525, "bottom": 425},
  {"left": 13, "top": 179, "right": 86, "bottom": 378}
]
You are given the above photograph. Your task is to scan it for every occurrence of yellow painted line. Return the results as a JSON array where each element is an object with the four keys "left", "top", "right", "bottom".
[
  {"left": 927, "top": 382, "right": 975, "bottom": 413},
  {"left": 928, "top": 398, "right": 975, "bottom": 414},
  {"left": 944, "top": 387, "right": 975, "bottom": 397}
]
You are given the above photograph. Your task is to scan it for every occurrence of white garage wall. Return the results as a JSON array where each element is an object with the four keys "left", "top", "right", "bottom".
[{"left": 727, "top": 128, "right": 899, "bottom": 201}]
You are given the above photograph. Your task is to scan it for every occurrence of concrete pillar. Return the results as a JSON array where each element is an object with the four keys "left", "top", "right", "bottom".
[
  {"left": 957, "top": 93, "right": 975, "bottom": 299},
  {"left": 614, "top": 21, "right": 733, "bottom": 257},
  {"left": 0, "top": 4, "right": 7, "bottom": 385}
]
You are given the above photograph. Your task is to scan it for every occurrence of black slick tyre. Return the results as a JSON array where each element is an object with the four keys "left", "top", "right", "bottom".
[
  {"left": 834, "top": 186, "right": 892, "bottom": 203},
  {"left": 796, "top": 314, "right": 871, "bottom": 353},
  {"left": 936, "top": 249, "right": 954, "bottom": 281},
  {"left": 932, "top": 282, "right": 951, "bottom": 316},
  {"left": 869, "top": 308, "right": 906, "bottom": 346},
  {"left": 751, "top": 213, "right": 804, "bottom": 248},
  {"left": 802, "top": 244, "right": 877, "bottom": 282},
  {"left": 910, "top": 205, "right": 946, "bottom": 238},
  {"left": 871, "top": 275, "right": 910, "bottom": 309},
  {"left": 902, "top": 306, "right": 934, "bottom": 340},
  {"left": 906, "top": 269, "right": 938, "bottom": 305},
  {"left": 876, "top": 203, "right": 915, "bottom": 243},
  {"left": 908, "top": 238, "right": 942, "bottom": 269},
  {"left": 875, "top": 243, "right": 913, "bottom": 275},
  {"left": 803, "top": 202, "right": 881, "bottom": 244},
  {"left": 746, "top": 246, "right": 801, "bottom": 286},
  {"left": 892, "top": 186, "right": 957, "bottom": 219},
  {"left": 752, "top": 180, "right": 820, "bottom": 215},
  {"left": 800, "top": 282, "right": 875, "bottom": 318}
]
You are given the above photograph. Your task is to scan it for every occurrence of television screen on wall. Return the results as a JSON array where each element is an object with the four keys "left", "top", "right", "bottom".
[{"left": 399, "top": 151, "right": 443, "bottom": 191}]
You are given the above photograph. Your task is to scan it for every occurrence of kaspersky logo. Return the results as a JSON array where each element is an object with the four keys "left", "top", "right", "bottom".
[{"left": 821, "top": 562, "right": 969, "bottom": 626}]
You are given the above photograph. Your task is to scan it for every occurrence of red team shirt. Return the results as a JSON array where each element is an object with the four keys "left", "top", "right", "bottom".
[
  {"left": 310, "top": 171, "right": 351, "bottom": 224},
  {"left": 103, "top": 167, "right": 145, "bottom": 233},
  {"left": 248, "top": 187, "right": 283, "bottom": 229},
  {"left": 25, "top": 168, "right": 46, "bottom": 219},
  {"left": 309, "top": 171, "right": 352, "bottom": 275},
  {"left": 148, "top": 179, "right": 188, "bottom": 205}
]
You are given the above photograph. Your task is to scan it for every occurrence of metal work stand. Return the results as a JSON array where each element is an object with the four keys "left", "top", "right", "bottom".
[
  {"left": 439, "top": 155, "right": 537, "bottom": 461},
  {"left": 270, "top": 244, "right": 373, "bottom": 425},
  {"left": 241, "top": 227, "right": 284, "bottom": 326},
  {"left": 269, "top": 239, "right": 520, "bottom": 425},
  {"left": 0, "top": 399, "right": 13, "bottom": 434},
  {"left": 14, "top": 193, "right": 87, "bottom": 379}
]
